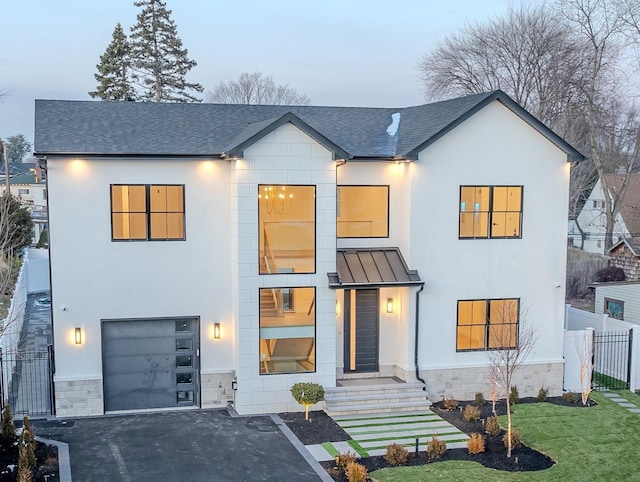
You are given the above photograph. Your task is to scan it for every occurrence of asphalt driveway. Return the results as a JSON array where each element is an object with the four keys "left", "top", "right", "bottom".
[{"left": 33, "top": 409, "right": 324, "bottom": 482}]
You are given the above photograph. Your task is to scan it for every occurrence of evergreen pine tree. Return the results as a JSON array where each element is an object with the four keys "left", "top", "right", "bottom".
[
  {"left": 89, "top": 23, "right": 136, "bottom": 101},
  {"left": 129, "top": 0, "right": 203, "bottom": 102}
]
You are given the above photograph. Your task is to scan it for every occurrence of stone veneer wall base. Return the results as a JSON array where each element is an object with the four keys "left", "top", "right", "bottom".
[
  {"left": 421, "top": 362, "right": 564, "bottom": 401},
  {"left": 55, "top": 379, "right": 104, "bottom": 417}
]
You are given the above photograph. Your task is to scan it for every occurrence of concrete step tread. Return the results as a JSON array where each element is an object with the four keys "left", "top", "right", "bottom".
[
  {"left": 325, "top": 382, "right": 425, "bottom": 393},
  {"left": 332, "top": 410, "right": 434, "bottom": 421},
  {"left": 325, "top": 400, "right": 432, "bottom": 416},
  {"left": 325, "top": 392, "right": 429, "bottom": 404}
]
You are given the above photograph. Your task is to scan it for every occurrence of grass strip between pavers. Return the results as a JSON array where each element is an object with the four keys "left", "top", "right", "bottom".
[
  {"left": 347, "top": 427, "right": 462, "bottom": 437},
  {"left": 350, "top": 433, "right": 468, "bottom": 446},
  {"left": 347, "top": 439, "right": 369, "bottom": 457},
  {"left": 338, "top": 419, "right": 441, "bottom": 429},
  {"left": 334, "top": 413, "right": 439, "bottom": 423},
  {"left": 322, "top": 442, "right": 340, "bottom": 458}
]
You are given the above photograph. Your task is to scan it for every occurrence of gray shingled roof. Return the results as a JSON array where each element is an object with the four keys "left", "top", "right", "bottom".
[{"left": 34, "top": 91, "right": 584, "bottom": 161}]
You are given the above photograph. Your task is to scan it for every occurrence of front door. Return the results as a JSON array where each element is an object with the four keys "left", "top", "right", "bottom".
[{"left": 344, "top": 289, "right": 379, "bottom": 372}]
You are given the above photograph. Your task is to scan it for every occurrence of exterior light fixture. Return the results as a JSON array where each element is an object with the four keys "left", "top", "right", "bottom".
[
  {"left": 231, "top": 377, "right": 238, "bottom": 391},
  {"left": 214, "top": 322, "right": 221, "bottom": 339},
  {"left": 74, "top": 327, "right": 82, "bottom": 345},
  {"left": 335, "top": 300, "right": 340, "bottom": 316},
  {"left": 386, "top": 298, "right": 394, "bottom": 313}
]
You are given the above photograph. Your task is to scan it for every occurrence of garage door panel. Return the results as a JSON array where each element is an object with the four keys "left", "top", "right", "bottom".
[{"left": 102, "top": 318, "right": 199, "bottom": 412}]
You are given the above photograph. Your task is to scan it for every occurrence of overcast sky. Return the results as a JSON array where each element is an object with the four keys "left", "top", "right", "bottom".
[{"left": 1, "top": 0, "right": 525, "bottom": 147}]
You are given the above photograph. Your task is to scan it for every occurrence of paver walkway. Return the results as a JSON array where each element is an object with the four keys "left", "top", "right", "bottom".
[
  {"left": 306, "top": 410, "right": 469, "bottom": 461},
  {"left": 601, "top": 391, "right": 640, "bottom": 413}
]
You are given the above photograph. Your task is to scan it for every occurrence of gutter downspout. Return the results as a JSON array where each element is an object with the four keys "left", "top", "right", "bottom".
[{"left": 414, "top": 284, "right": 426, "bottom": 392}]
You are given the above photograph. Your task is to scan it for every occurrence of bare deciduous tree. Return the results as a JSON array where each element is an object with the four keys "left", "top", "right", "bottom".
[
  {"left": 575, "top": 328, "right": 594, "bottom": 405},
  {"left": 487, "top": 304, "right": 537, "bottom": 458},
  {"left": 556, "top": 0, "right": 640, "bottom": 250},
  {"left": 418, "top": 4, "right": 590, "bottom": 141},
  {"left": 569, "top": 161, "right": 599, "bottom": 249},
  {"left": 207, "top": 72, "right": 311, "bottom": 105}
]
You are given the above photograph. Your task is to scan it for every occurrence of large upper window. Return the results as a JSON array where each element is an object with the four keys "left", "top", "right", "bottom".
[
  {"left": 456, "top": 298, "right": 519, "bottom": 351},
  {"left": 258, "top": 185, "right": 315, "bottom": 274},
  {"left": 459, "top": 186, "right": 522, "bottom": 239},
  {"left": 259, "top": 287, "right": 315, "bottom": 374},
  {"left": 111, "top": 184, "right": 185, "bottom": 241},
  {"left": 337, "top": 185, "right": 389, "bottom": 238}
]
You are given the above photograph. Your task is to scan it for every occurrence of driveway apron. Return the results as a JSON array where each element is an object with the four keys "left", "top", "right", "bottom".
[{"left": 33, "top": 409, "right": 321, "bottom": 482}]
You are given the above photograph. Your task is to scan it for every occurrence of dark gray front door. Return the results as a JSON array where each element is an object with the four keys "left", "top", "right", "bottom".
[
  {"left": 344, "top": 289, "right": 379, "bottom": 372},
  {"left": 102, "top": 317, "right": 199, "bottom": 411}
]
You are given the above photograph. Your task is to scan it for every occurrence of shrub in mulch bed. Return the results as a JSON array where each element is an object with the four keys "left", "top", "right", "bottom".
[{"left": 0, "top": 438, "right": 58, "bottom": 482}]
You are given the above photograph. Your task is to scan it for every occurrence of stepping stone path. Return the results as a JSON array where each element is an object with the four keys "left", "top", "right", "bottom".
[
  {"left": 602, "top": 391, "right": 640, "bottom": 414},
  {"left": 305, "top": 410, "right": 469, "bottom": 461}
]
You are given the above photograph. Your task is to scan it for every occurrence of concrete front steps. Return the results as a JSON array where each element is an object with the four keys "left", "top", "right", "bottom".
[{"left": 324, "top": 380, "right": 432, "bottom": 416}]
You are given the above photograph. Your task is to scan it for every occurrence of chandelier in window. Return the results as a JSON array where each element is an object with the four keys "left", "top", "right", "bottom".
[{"left": 258, "top": 185, "right": 293, "bottom": 215}]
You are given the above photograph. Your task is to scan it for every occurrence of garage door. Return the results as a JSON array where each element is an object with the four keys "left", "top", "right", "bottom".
[{"left": 102, "top": 317, "right": 199, "bottom": 412}]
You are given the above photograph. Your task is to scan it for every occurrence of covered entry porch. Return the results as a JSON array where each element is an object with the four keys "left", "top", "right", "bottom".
[{"left": 328, "top": 248, "right": 427, "bottom": 416}]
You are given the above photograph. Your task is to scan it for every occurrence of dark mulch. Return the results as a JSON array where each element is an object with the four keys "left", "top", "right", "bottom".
[
  {"left": 279, "top": 411, "right": 350, "bottom": 445},
  {"left": 0, "top": 437, "right": 59, "bottom": 481},
  {"left": 287, "top": 396, "right": 596, "bottom": 481}
]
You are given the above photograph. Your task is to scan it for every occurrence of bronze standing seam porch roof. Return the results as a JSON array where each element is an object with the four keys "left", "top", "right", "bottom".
[{"left": 328, "top": 248, "right": 423, "bottom": 289}]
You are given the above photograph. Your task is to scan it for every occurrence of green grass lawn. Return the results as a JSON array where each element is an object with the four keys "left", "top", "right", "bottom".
[{"left": 371, "top": 391, "right": 640, "bottom": 481}]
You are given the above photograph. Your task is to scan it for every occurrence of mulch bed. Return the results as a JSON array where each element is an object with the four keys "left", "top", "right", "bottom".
[
  {"left": 0, "top": 437, "right": 59, "bottom": 481},
  {"left": 284, "top": 395, "right": 596, "bottom": 481}
]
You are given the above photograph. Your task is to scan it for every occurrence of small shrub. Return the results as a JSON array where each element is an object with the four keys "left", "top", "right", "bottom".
[
  {"left": 597, "top": 266, "right": 626, "bottom": 282},
  {"left": 336, "top": 451, "right": 357, "bottom": 472},
  {"left": 345, "top": 461, "right": 367, "bottom": 482},
  {"left": 485, "top": 415, "right": 501, "bottom": 436},
  {"left": 1, "top": 403, "right": 16, "bottom": 441},
  {"left": 503, "top": 429, "right": 522, "bottom": 451},
  {"left": 474, "top": 392, "right": 486, "bottom": 407},
  {"left": 384, "top": 443, "right": 408, "bottom": 466},
  {"left": 537, "top": 387, "right": 549, "bottom": 402},
  {"left": 509, "top": 385, "right": 519, "bottom": 405},
  {"left": 443, "top": 396, "right": 459, "bottom": 411},
  {"left": 463, "top": 404, "right": 481, "bottom": 422},
  {"left": 563, "top": 391, "right": 579, "bottom": 403},
  {"left": 290, "top": 382, "right": 324, "bottom": 420},
  {"left": 18, "top": 417, "right": 36, "bottom": 481},
  {"left": 467, "top": 432, "right": 485, "bottom": 454},
  {"left": 426, "top": 435, "right": 447, "bottom": 460}
]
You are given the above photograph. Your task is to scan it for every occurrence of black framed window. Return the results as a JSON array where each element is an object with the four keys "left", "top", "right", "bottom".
[
  {"left": 457, "top": 298, "right": 519, "bottom": 351},
  {"left": 259, "top": 287, "right": 316, "bottom": 375},
  {"left": 337, "top": 185, "right": 389, "bottom": 238},
  {"left": 459, "top": 186, "right": 522, "bottom": 239},
  {"left": 111, "top": 184, "right": 185, "bottom": 241}
]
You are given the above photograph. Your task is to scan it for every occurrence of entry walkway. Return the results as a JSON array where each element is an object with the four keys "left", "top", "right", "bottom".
[
  {"left": 602, "top": 391, "right": 640, "bottom": 414},
  {"left": 306, "top": 410, "right": 469, "bottom": 461}
]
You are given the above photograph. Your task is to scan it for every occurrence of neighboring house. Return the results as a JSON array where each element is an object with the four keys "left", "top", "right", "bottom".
[
  {"left": 609, "top": 237, "right": 640, "bottom": 281},
  {"left": 6, "top": 170, "right": 48, "bottom": 244},
  {"left": 34, "top": 90, "right": 582, "bottom": 417},
  {"left": 571, "top": 174, "right": 640, "bottom": 254},
  {"left": 593, "top": 281, "right": 640, "bottom": 325}
]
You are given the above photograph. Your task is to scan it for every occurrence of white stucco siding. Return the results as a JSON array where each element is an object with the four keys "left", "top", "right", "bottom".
[
  {"left": 47, "top": 158, "right": 234, "bottom": 383},
  {"left": 336, "top": 162, "right": 412, "bottom": 255},
  {"left": 232, "top": 123, "right": 337, "bottom": 414},
  {"left": 411, "top": 100, "right": 569, "bottom": 378}
]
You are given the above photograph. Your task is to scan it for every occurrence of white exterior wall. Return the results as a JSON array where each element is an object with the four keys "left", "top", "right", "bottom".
[
  {"left": 410, "top": 101, "right": 569, "bottom": 398},
  {"left": 595, "top": 282, "right": 640, "bottom": 324},
  {"left": 231, "top": 123, "right": 337, "bottom": 414},
  {"left": 47, "top": 157, "right": 235, "bottom": 416},
  {"left": 572, "top": 179, "right": 628, "bottom": 254}
]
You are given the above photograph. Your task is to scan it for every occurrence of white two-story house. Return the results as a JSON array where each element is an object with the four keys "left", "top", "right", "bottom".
[{"left": 34, "top": 91, "right": 582, "bottom": 417}]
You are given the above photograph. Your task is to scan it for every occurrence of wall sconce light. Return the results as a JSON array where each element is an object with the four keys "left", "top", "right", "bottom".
[
  {"left": 386, "top": 298, "right": 394, "bottom": 314},
  {"left": 74, "top": 327, "right": 82, "bottom": 345},
  {"left": 231, "top": 377, "right": 238, "bottom": 391},
  {"left": 335, "top": 300, "right": 340, "bottom": 316},
  {"left": 214, "top": 322, "right": 221, "bottom": 339}
]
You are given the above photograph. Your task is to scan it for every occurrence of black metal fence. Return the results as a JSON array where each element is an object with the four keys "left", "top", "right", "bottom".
[
  {"left": 592, "top": 331, "right": 633, "bottom": 391},
  {"left": 0, "top": 345, "right": 54, "bottom": 418}
]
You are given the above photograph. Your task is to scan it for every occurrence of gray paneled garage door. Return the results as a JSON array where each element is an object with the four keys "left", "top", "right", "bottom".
[{"left": 102, "top": 317, "right": 199, "bottom": 412}]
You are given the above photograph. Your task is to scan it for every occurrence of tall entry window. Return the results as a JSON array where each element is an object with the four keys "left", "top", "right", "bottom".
[
  {"left": 337, "top": 186, "right": 389, "bottom": 238},
  {"left": 258, "top": 185, "right": 315, "bottom": 274},
  {"left": 459, "top": 186, "right": 522, "bottom": 239},
  {"left": 259, "top": 287, "right": 316, "bottom": 374},
  {"left": 456, "top": 298, "right": 519, "bottom": 351},
  {"left": 111, "top": 184, "right": 185, "bottom": 241}
]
